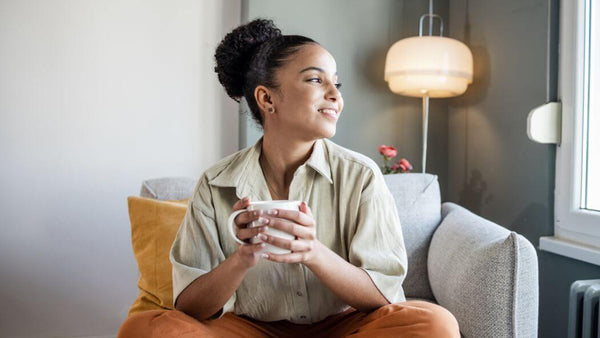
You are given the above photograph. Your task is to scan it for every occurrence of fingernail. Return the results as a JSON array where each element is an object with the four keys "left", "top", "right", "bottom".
[
  {"left": 258, "top": 234, "right": 268, "bottom": 241},
  {"left": 267, "top": 209, "right": 278, "bottom": 216},
  {"left": 258, "top": 217, "right": 269, "bottom": 225},
  {"left": 261, "top": 253, "right": 269, "bottom": 259},
  {"left": 260, "top": 226, "right": 269, "bottom": 233},
  {"left": 243, "top": 197, "right": 249, "bottom": 202}
]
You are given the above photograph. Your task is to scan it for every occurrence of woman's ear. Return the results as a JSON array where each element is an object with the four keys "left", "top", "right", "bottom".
[{"left": 254, "top": 85, "right": 276, "bottom": 114}]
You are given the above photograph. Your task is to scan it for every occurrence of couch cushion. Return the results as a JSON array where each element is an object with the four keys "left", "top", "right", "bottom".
[
  {"left": 383, "top": 173, "right": 441, "bottom": 300},
  {"left": 126, "top": 196, "right": 188, "bottom": 316}
]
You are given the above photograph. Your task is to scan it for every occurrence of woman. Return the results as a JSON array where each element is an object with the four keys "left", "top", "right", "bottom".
[{"left": 119, "top": 19, "right": 460, "bottom": 337}]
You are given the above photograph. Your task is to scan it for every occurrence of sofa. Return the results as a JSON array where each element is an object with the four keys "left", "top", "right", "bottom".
[{"left": 124, "top": 173, "right": 538, "bottom": 338}]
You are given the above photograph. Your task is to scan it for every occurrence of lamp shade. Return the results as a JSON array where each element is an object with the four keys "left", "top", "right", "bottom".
[{"left": 384, "top": 36, "right": 473, "bottom": 98}]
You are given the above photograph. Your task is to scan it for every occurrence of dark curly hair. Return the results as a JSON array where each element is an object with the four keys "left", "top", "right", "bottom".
[{"left": 214, "top": 18, "right": 317, "bottom": 128}]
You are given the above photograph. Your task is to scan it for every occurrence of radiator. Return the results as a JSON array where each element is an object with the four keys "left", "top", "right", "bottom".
[{"left": 569, "top": 279, "right": 600, "bottom": 338}]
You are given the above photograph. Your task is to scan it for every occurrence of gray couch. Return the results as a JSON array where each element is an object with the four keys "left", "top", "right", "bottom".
[{"left": 140, "top": 173, "right": 538, "bottom": 338}]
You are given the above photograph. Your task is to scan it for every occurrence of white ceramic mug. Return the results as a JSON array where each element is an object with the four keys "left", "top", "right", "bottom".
[{"left": 228, "top": 200, "right": 301, "bottom": 255}]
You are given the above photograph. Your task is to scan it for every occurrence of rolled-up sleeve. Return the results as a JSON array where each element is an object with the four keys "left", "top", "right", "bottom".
[
  {"left": 169, "top": 175, "right": 235, "bottom": 317},
  {"left": 348, "top": 171, "right": 408, "bottom": 304}
]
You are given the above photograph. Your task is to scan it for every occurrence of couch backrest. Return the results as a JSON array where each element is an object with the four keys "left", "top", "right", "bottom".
[
  {"left": 141, "top": 173, "right": 442, "bottom": 300},
  {"left": 383, "top": 173, "right": 442, "bottom": 300},
  {"left": 140, "top": 177, "right": 197, "bottom": 200}
]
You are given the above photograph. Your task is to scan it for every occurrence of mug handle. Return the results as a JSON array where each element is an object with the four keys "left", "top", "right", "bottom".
[{"left": 227, "top": 207, "right": 254, "bottom": 245}]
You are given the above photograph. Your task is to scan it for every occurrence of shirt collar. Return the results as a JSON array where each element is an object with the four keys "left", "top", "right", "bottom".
[
  {"left": 305, "top": 138, "right": 333, "bottom": 184},
  {"left": 208, "top": 137, "right": 333, "bottom": 199}
]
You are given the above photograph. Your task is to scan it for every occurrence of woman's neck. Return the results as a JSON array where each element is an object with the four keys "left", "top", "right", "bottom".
[{"left": 259, "top": 134, "right": 315, "bottom": 194}]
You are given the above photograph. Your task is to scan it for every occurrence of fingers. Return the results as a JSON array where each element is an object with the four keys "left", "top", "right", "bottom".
[
  {"left": 267, "top": 208, "right": 314, "bottom": 227},
  {"left": 257, "top": 233, "right": 313, "bottom": 252},
  {"left": 299, "top": 202, "right": 313, "bottom": 218},
  {"left": 237, "top": 224, "right": 269, "bottom": 242},
  {"left": 237, "top": 241, "right": 266, "bottom": 255},
  {"left": 234, "top": 209, "right": 264, "bottom": 228},
  {"left": 232, "top": 196, "right": 263, "bottom": 230},
  {"left": 232, "top": 197, "right": 250, "bottom": 211},
  {"left": 262, "top": 217, "right": 315, "bottom": 240},
  {"left": 263, "top": 252, "right": 309, "bottom": 264}
]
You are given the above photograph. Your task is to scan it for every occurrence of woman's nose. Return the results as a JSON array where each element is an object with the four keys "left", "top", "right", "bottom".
[{"left": 326, "top": 84, "right": 341, "bottom": 101}]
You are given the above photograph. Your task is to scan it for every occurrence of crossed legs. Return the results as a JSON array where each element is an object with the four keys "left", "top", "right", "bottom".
[{"left": 118, "top": 300, "right": 460, "bottom": 338}]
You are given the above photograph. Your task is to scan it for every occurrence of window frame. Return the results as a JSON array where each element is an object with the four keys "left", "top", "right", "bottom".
[{"left": 541, "top": 0, "right": 600, "bottom": 265}]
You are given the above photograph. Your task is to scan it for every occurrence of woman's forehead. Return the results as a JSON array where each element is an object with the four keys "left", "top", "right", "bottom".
[{"left": 289, "top": 44, "right": 337, "bottom": 75}]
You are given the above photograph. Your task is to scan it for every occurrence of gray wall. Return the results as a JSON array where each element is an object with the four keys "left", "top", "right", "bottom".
[
  {"left": 242, "top": 0, "right": 449, "bottom": 201},
  {"left": 243, "top": 0, "right": 600, "bottom": 337},
  {"left": 448, "top": 1, "right": 600, "bottom": 338}
]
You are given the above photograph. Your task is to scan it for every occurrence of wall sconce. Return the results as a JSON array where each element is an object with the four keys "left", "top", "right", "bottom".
[{"left": 384, "top": 0, "right": 473, "bottom": 173}]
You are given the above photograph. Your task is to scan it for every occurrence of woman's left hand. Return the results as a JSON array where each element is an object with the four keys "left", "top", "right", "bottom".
[{"left": 258, "top": 202, "right": 322, "bottom": 265}]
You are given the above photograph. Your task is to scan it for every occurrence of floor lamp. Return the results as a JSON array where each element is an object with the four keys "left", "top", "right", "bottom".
[{"left": 384, "top": 0, "right": 473, "bottom": 173}]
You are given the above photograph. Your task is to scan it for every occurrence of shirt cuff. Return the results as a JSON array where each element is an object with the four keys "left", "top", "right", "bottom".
[
  {"left": 172, "top": 263, "right": 206, "bottom": 307},
  {"left": 361, "top": 267, "right": 406, "bottom": 304},
  {"left": 172, "top": 263, "right": 236, "bottom": 317}
]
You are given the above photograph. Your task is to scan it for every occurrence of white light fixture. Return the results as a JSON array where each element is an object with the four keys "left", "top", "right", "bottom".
[{"left": 384, "top": 0, "right": 473, "bottom": 173}]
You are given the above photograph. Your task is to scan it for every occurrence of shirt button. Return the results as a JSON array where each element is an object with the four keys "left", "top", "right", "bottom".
[
  {"left": 300, "top": 315, "right": 307, "bottom": 319},
  {"left": 296, "top": 291, "right": 303, "bottom": 297}
]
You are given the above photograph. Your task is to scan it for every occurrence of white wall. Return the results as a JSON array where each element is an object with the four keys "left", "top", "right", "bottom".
[{"left": 0, "top": 1, "right": 240, "bottom": 336}]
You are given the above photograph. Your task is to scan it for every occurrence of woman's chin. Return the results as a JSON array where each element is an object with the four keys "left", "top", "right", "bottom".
[{"left": 323, "top": 126, "right": 336, "bottom": 138}]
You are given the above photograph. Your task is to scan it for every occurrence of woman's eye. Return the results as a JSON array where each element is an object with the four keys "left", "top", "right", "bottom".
[{"left": 308, "top": 78, "right": 342, "bottom": 90}]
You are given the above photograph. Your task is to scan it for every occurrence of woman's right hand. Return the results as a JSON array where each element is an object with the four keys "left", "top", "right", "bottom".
[{"left": 232, "top": 197, "right": 269, "bottom": 269}]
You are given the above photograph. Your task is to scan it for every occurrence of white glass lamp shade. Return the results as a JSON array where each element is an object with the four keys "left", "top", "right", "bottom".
[{"left": 384, "top": 36, "right": 473, "bottom": 98}]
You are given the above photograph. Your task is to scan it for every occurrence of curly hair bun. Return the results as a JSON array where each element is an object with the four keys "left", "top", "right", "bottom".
[{"left": 214, "top": 19, "right": 282, "bottom": 101}]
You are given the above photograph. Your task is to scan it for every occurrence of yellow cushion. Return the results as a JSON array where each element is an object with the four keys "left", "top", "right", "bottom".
[{"left": 126, "top": 196, "right": 188, "bottom": 317}]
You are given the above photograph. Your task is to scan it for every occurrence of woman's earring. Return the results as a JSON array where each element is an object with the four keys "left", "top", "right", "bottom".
[{"left": 268, "top": 107, "right": 275, "bottom": 113}]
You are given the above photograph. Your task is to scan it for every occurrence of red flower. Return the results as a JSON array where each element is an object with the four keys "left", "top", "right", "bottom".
[
  {"left": 377, "top": 145, "right": 412, "bottom": 174},
  {"left": 378, "top": 145, "right": 398, "bottom": 159},
  {"left": 397, "top": 158, "right": 413, "bottom": 172}
]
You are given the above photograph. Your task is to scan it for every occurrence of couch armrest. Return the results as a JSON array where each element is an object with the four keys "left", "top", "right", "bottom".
[{"left": 428, "top": 202, "right": 538, "bottom": 338}]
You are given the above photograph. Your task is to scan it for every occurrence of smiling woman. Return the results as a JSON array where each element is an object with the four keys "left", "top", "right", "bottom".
[
  {"left": 259, "top": 43, "right": 343, "bottom": 142},
  {"left": 118, "top": 18, "right": 461, "bottom": 338}
]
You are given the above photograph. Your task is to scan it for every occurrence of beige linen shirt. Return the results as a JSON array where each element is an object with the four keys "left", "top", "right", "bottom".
[{"left": 169, "top": 137, "right": 407, "bottom": 324}]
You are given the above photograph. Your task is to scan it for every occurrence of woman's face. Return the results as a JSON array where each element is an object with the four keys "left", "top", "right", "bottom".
[{"left": 264, "top": 43, "right": 343, "bottom": 141}]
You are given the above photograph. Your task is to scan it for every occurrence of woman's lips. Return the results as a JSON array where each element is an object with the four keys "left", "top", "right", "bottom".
[{"left": 318, "top": 108, "right": 339, "bottom": 120}]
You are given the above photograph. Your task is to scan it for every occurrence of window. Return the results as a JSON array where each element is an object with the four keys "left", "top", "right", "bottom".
[
  {"left": 540, "top": 0, "right": 600, "bottom": 265},
  {"left": 583, "top": 0, "right": 599, "bottom": 212}
]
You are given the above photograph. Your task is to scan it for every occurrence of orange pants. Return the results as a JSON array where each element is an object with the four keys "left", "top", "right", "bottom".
[{"left": 118, "top": 300, "right": 460, "bottom": 338}]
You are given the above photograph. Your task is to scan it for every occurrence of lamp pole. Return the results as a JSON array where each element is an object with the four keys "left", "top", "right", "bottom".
[{"left": 422, "top": 94, "right": 429, "bottom": 174}]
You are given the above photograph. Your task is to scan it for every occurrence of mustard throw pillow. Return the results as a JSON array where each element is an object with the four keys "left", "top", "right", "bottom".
[{"left": 126, "top": 196, "right": 188, "bottom": 317}]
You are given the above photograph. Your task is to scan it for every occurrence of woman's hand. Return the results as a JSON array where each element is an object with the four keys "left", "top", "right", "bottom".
[
  {"left": 259, "top": 202, "right": 322, "bottom": 265},
  {"left": 231, "top": 197, "right": 270, "bottom": 269}
]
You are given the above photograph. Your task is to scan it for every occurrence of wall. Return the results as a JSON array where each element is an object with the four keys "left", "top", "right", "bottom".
[
  {"left": 447, "top": 0, "right": 600, "bottom": 337},
  {"left": 242, "top": 0, "right": 450, "bottom": 201},
  {"left": 243, "top": 0, "right": 600, "bottom": 336},
  {"left": 0, "top": 0, "right": 240, "bottom": 336}
]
